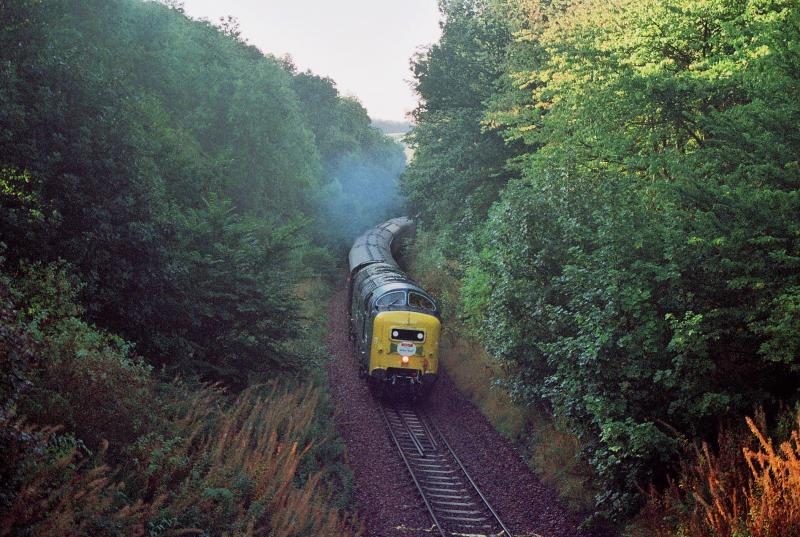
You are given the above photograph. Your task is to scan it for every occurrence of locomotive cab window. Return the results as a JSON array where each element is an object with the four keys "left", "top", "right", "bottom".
[
  {"left": 391, "top": 328, "right": 425, "bottom": 342},
  {"left": 408, "top": 292, "right": 435, "bottom": 311},
  {"left": 376, "top": 291, "right": 405, "bottom": 309}
]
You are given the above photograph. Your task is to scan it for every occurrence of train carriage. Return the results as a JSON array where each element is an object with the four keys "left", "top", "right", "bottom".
[{"left": 348, "top": 218, "right": 441, "bottom": 396}]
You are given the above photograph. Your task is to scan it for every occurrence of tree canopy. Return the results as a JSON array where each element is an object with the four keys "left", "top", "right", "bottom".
[
  {"left": 0, "top": 0, "right": 405, "bottom": 384},
  {"left": 405, "top": 0, "right": 800, "bottom": 520}
]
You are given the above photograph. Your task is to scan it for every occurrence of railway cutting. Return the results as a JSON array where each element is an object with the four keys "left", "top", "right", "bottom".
[{"left": 379, "top": 401, "right": 512, "bottom": 537}]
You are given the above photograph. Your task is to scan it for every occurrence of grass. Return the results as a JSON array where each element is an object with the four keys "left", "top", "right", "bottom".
[
  {"left": 1, "top": 263, "right": 360, "bottom": 537},
  {"left": 2, "top": 384, "right": 363, "bottom": 537},
  {"left": 438, "top": 322, "right": 596, "bottom": 512},
  {"left": 438, "top": 327, "right": 526, "bottom": 438},
  {"left": 741, "top": 410, "right": 800, "bottom": 536},
  {"left": 631, "top": 407, "right": 800, "bottom": 537}
]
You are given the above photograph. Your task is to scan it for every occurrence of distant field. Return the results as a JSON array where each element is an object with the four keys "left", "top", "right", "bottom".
[
  {"left": 387, "top": 132, "right": 414, "bottom": 162},
  {"left": 372, "top": 119, "right": 412, "bottom": 134}
]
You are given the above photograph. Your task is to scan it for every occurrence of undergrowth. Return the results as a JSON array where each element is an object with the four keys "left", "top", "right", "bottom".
[
  {"left": 406, "top": 231, "right": 597, "bottom": 512},
  {"left": 632, "top": 407, "right": 800, "bottom": 537},
  {"left": 2, "top": 385, "right": 361, "bottom": 537},
  {"left": 0, "top": 261, "right": 360, "bottom": 536}
]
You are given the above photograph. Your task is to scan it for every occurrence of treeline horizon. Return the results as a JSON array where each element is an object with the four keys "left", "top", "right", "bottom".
[
  {"left": 372, "top": 119, "right": 413, "bottom": 134},
  {"left": 404, "top": 0, "right": 799, "bottom": 531}
]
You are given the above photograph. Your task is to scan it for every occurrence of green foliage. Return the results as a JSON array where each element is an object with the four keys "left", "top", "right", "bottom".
[
  {"left": 0, "top": 259, "right": 158, "bottom": 528},
  {"left": 0, "top": 0, "right": 404, "bottom": 384},
  {"left": 0, "top": 271, "right": 42, "bottom": 511},
  {"left": 402, "top": 0, "right": 523, "bottom": 243},
  {"left": 167, "top": 195, "right": 306, "bottom": 385},
  {"left": 0, "top": 1, "right": 387, "bottom": 533},
  {"left": 0, "top": 260, "right": 357, "bottom": 536},
  {"left": 4, "top": 261, "right": 157, "bottom": 460},
  {"left": 411, "top": 0, "right": 800, "bottom": 522}
]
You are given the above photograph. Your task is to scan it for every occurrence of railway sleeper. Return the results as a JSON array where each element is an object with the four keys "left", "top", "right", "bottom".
[
  {"left": 421, "top": 480, "right": 461, "bottom": 487},
  {"left": 430, "top": 500, "right": 475, "bottom": 507},
  {"left": 416, "top": 468, "right": 456, "bottom": 475},
  {"left": 428, "top": 497, "right": 469, "bottom": 504},
  {"left": 435, "top": 508, "right": 484, "bottom": 515},
  {"left": 423, "top": 482, "right": 462, "bottom": 489},
  {"left": 439, "top": 514, "right": 488, "bottom": 524},
  {"left": 422, "top": 483, "right": 463, "bottom": 490},
  {"left": 409, "top": 460, "right": 448, "bottom": 467},
  {"left": 418, "top": 473, "right": 458, "bottom": 480},
  {"left": 408, "top": 455, "right": 448, "bottom": 464},
  {"left": 424, "top": 486, "right": 469, "bottom": 493},
  {"left": 431, "top": 501, "right": 486, "bottom": 508},
  {"left": 421, "top": 481, "right": 462, "bottom": 488},
  {"left": 419, "top": 474, "right": 458, "bottom": 482}
]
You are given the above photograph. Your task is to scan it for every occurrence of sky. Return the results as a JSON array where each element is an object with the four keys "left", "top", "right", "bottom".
[{"left": 179, "top": 0, "right": 442, "bottom": 122}]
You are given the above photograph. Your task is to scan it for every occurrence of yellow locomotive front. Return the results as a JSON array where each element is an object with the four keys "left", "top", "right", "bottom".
[{"left": 369, "top": 310, "right": 440, "bottom": 389}]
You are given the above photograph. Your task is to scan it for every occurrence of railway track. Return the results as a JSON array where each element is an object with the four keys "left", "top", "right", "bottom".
[{"left": 379, "top": 402, "right": 512, "bottom": 537}]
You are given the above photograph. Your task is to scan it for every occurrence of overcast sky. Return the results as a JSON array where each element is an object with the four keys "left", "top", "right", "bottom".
[{"left": 179, "top": 0, "right": 442, "bottom": 122}]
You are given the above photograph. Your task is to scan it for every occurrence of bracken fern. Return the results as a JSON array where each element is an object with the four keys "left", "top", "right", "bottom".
[{"left": 1, "top": 384, "right": 361, "bottom": 537}]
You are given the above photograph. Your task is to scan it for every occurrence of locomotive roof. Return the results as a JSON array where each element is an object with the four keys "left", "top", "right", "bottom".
[
  {"left": 353, "top": 262, "right": 421, "bottom": 295},
  {"left": 348, "top": 216, "right": 414, "bottom": 274},
  {"left": 352, "top": 262, "right": 438, "bottom": 313}
]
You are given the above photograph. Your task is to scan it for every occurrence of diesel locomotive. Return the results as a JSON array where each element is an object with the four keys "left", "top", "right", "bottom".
[{"left": 348, "top": 217, "right": 441, "bottom": 396}]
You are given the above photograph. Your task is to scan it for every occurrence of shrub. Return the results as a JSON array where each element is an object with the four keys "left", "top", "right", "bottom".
[
  {"left": 0, "top": 279, "right": 43, "bottom": 513},
  {"left": 1, "top": 261, "right": 359, "bottom": 536},
  {"left": 2, "top": 384, "right": 361, "bottom": 537},
  {"left": 634, "top": 407, "right": 800, "bottom": 537},
  {"left": 459, "top": 0, "right": 800, "bottom": 519},
  {"left": 5, "top": 262, "right": 158, "bottom": 459},
  {"left": 0, "top": 440, "right": 154, "bottom": 537},
  {"left": 136, "top": 384, "right": 361, "bottom": 536}
]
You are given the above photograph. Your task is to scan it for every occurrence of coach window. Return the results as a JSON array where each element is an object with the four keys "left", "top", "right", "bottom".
[
  {"left": 376, "top": 291, "right": 405, "bottom": 309},
  {"left": 408, "top": 292, "right": 435, "bottom": 311}
]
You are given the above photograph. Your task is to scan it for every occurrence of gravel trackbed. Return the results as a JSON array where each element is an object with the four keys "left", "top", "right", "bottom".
[{"left": 325, "top": 286, "right": 605, "bottom": 537}]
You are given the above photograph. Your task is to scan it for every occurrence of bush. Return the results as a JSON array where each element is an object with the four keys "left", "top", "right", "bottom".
[
  {"left": 634, "top": 407, "right": 800, "bottom": 537},
  {"left": 2, "top": 385, "right": 361, "bottom": 537},
  {"left": 131, "top": 384, "right": 360, "bottom": 537},
  {"left": 5, "top": 262, "right": 158, "bottom": 459},
  {"left": 0, "top": 262, "right": 360, "bottom": 536},
  {"left": 456, "top": 0, "right": 800, "bottom": 519}
]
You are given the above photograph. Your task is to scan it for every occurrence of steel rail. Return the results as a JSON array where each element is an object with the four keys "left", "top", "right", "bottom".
[
  {"left": 380, "top": 401, "right": 512, "bottom": 537},
  {"left": 428, "top": 418, "right": 512, "bottom": 537},
  {"left": 379, "top": 403, "right": 447, "bottom": 537},
  {"left": 417, "top": 409, "right": 438, "bottom": 451},
  {"left": 395, "top": 404, "right": 426, "bottom": 457}
]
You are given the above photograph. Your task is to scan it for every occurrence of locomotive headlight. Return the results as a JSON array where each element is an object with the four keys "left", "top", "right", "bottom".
[
  {"left": 392, "top": 330, "right": 399, "bottom": 338},
  {"left": 417, "top": 333, "right": 423, "bottom": 340},
  {"left": 401, "top": 355, "right": 409, "bottom": 364}
]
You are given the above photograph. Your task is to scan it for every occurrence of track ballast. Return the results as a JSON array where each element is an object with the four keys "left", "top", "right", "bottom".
[{"left": 379, "top": 401, "right": 512, "bottom": 537}]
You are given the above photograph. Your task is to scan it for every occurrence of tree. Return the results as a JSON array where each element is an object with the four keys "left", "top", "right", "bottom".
[
  {"left": 462, "top": 0, "right": 800, "bottom": 518},
  {"left": 402, "top": 0, "right": 522, "bottom": 247}
]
